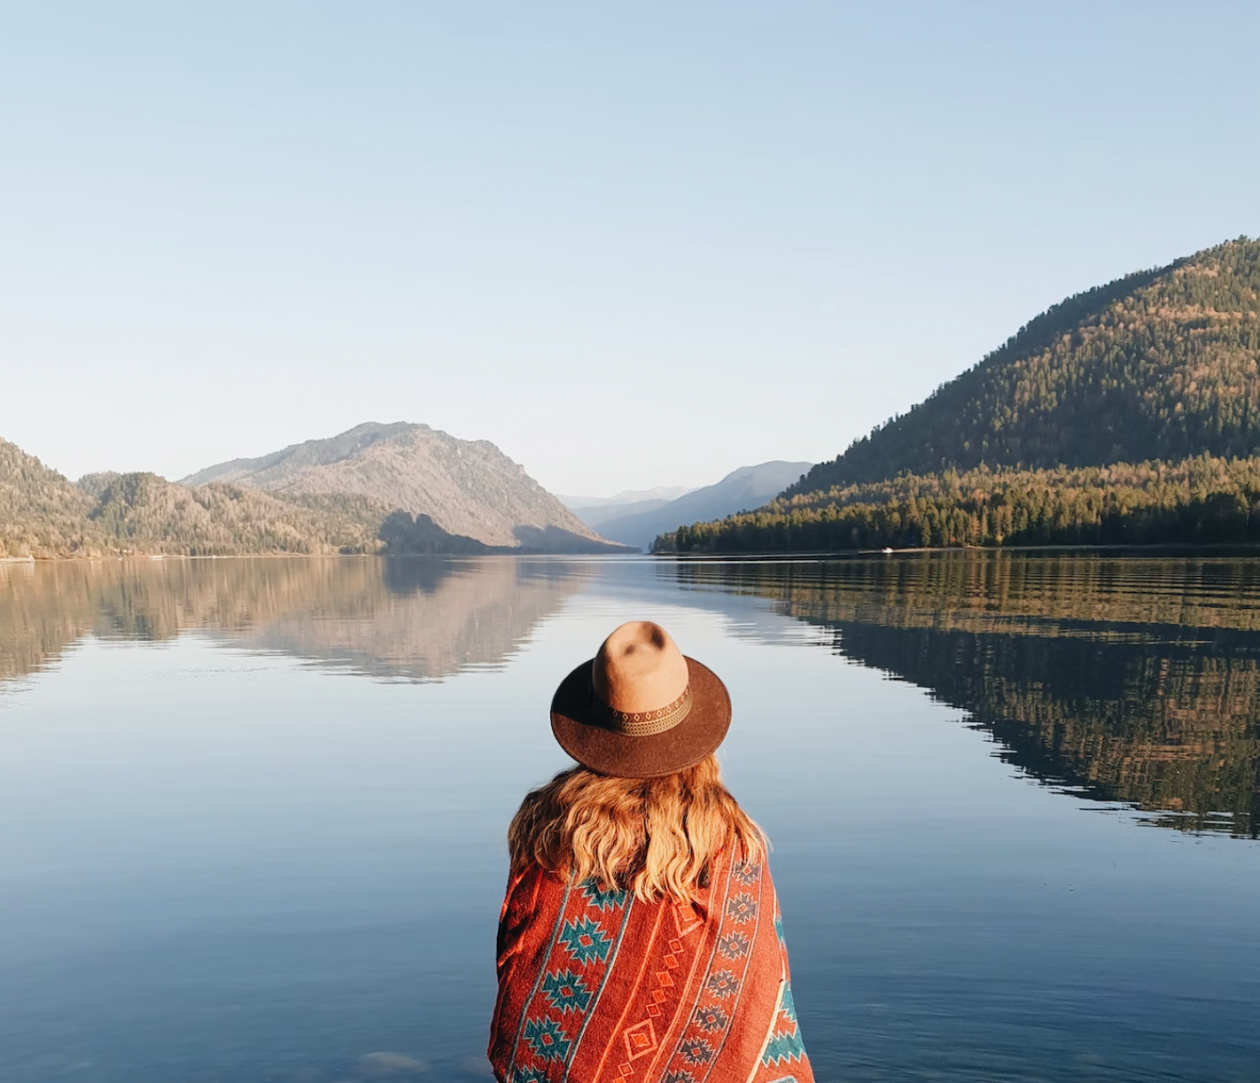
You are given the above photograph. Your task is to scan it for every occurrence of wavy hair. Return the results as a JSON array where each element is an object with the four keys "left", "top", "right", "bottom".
[{"left": 507, "top": 754, "right": 766, "bottom": 903}]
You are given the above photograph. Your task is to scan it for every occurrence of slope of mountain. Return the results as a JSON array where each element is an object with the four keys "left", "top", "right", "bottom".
[
  {"left": 788, "top": 237, "right": 1260, "bottom": 498},
  {"left": 0, "top": 438, "right": 97, "bottom": 557},
  {"left": 559, "top": 486, "right": 690, "bottom": 510},
  {"left": 657, "top": 455, "right": 1260, "bottom": 553},
  {"left": 1, "top": 428, "right": 622, "bottom": 558},
  {"left": 182, "top": 422, "right": 610, "bottom": 551},
  {"left": 596, "top": 461, "right": 811, "bottom": 551},
  {"left": 0, "top": 438, "right": 387, "bottom": 558},
  {"left": 560, "top": 486, "right": 693, "bottom": 531},
  {"left": 570, "top": 497, "right": 692, "bottom": 531},
  {"left": 659, "top": 237, "right": 1260, "bottom": 553},
  {"left": 572, "top": 497, "right": 673, "bottom": 529},
  {"left": 87, "top": 472, "right": 383, "bottom": 555}
]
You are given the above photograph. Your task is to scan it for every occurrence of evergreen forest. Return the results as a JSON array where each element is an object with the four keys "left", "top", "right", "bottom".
[
  {"left": 656, "top": 455, "right": 1260, "bottom": 553},
  {"left": 659, "top": 237, "right": 1260, "bottom": 554},
  {"left": 0, "top": 438, "right": 386, "bottom": 559}
]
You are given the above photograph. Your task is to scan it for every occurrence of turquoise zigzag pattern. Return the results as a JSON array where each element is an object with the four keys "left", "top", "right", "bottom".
[
  {"left": 779, "top": 982, "right": 798, "bottom": 1025},
  {"left": 761, "top": 982, "right": 807, "bottom": 1066},
  {"left": 580, "top": 879, "right": 627, "bottom": 911}
]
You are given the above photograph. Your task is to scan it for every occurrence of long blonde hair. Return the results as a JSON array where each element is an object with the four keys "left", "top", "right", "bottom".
[{"left": 507, "top": 754, "right": 765, "bottom": 903}]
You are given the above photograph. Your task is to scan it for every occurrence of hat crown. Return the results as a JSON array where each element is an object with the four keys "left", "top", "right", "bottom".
[{"left": 593, "top": 621, "right": 690, "bottom": 715}]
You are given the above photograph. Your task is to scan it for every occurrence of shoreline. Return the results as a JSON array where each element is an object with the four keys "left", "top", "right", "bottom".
[
  {"left": 6, "top": 541, "right": 1260, "bottom": 564},
  {"left": 649, "top": 541, "right": 1260, "bottom": 560},
  {"left": 0, "top": 549, "right": 644, "bottom": 564}
]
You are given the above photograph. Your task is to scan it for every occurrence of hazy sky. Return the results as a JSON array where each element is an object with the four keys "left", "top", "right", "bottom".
[{"left": 3, "top": 2, "right": 1258, "bottom": 496}]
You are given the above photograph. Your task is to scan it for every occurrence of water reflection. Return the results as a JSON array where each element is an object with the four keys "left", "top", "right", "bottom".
[
  {"left": 0, "top": 556, "right": 592, "bottom": 684},
  {"left": 4, "top": 553, "right": 1258, "bottom": 836},
  {"left": 2, "top": 553, "right": 1259, "bottom": 1081},
  {"left": 668, "top": 554, "right": 1260, "bottom": 837}
]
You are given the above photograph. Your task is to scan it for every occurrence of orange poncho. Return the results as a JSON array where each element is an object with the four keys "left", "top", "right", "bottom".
[{"left": 489, "top": 850, "right": 813, "bottom": 1083}]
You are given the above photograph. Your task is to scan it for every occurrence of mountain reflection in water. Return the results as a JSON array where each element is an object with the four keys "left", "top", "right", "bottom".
[
  {"left": 2, "top": 552, "right": 1259, "bottom": 1081},
  {"left": 4, "top": 553, "right": 1257, "bottom": 836},
  {"left": 668, "top": 554, "right": 1260, "bottom": 837},
  {"left": 0, "top": 556, "right": 592, "bottom": 685}
]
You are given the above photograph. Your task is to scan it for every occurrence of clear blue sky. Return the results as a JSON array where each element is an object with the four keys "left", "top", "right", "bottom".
[{"left": 3, "top": 2, "right": 1257, "bottom": 496}]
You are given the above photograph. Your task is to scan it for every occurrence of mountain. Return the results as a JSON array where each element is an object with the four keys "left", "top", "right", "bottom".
[
  {"left": 567, "top": 494, "right": 693, "bottom": 532},
  {"left": 560, "top": 486, "right": 693, "bottom": 531},
  {"left": 573, "top": 497, "right": 676, "bottom": 530},
  {"left": 595, "top": 461, "right": 811, "bottom": 551},
  {"left": 658, "top": 455, "right": 1260, "bottom": 553},
  {"left": 659, "top": 237, "right": 1260, "bottom": 553},
  {"left": 0, "top": 438, "right": 384, "bottom": 558},
  {"left": 559, "top": 486, "right": 690, "bottom": 510},
  {"left": 1, "top": 424, "right": 625, "bottom": 558},
  {"left": 182, "top": 422, "right": 610, "bottom": 551},
  {"left": 85, "top": 472, "right": 384, "bottom": 555},
  {"left": 788, "top": 236, "right": 1260, "bottom": 498},
  {"left": 0, "top": 438, "right": 97, "bottom": 557}
]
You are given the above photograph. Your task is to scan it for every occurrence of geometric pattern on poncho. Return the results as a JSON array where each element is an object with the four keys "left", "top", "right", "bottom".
[
  {"left": 761, "top": 981, "right": 808, "bottom": 1066},
  {"left": 490, "top": 860, "right": 814, "bottom": 1083}
]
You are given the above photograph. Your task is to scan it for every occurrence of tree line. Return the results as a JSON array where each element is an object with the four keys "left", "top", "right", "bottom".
[{"left": 655, "top": 454, "right": 1260, "bottom": 553}]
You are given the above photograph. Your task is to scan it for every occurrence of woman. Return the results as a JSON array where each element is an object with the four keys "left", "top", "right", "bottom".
[{"left": 489, "top": 621, "right": 813, "bottom": 1083}]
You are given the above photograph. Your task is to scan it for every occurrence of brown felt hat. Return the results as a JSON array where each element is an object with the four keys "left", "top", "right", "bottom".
[{"left": 550, "top": 621, "right": 732, "bottom": 778}]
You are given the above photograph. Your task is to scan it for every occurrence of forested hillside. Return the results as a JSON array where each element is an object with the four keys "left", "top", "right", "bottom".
[
  {"left": 0, "top": 439, "right": 97, "bottom": 557},
  {"left": 788, "top": 237, "right": 1260, "bottom": 497},
  {"left": 659, "top": 237, "right": 1260, "bottom": 554},
  {"left": 2, "top": 426, "right": 628, "bottom": 558},
  {"left": 656, "top": 455, "right": 1260, "bottom": 553},
  {"left": 86, "top": 473, "right": 385, "bottom": 555},
  {"left": 0, "top": 440, "right": 385, "bottom": 558}
]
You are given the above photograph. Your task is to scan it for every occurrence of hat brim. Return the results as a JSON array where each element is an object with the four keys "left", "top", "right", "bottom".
[{"left": 550, "top": 656, "right": 732, "bottom": 779}]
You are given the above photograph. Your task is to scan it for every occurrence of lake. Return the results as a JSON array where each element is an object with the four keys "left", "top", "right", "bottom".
[{"left": 1, "top": 553, "right": 1257, "bottom": 1083}]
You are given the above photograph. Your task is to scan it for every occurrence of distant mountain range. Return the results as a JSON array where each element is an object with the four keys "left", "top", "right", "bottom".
[
  {"left": 657, "top": 236, "right": 1260, "bottom": 553},
  {"left": 560, "top": 486, "right": 691, "bottom": 510},
  {"left": 0, "top": 423, "right": 626, "bottom": 558},
  {"left": 578, "top": 462, "right": 812, "bottom": 552},
  {"left": 558, "top": 487, "right": 693, "bottom": 530},
  {"left": 20, "top": 239, "right": 1257, "bottom": 560}
]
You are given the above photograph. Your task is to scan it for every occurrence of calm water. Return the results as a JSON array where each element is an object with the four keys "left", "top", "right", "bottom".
[{"left": 1, "top": 553, "right": 1258, "bottom": 1082}]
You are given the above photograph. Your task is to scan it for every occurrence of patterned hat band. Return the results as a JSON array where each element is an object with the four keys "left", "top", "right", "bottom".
[{"left": 593, "top": 684, "right": 694, "bottom": 737}]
